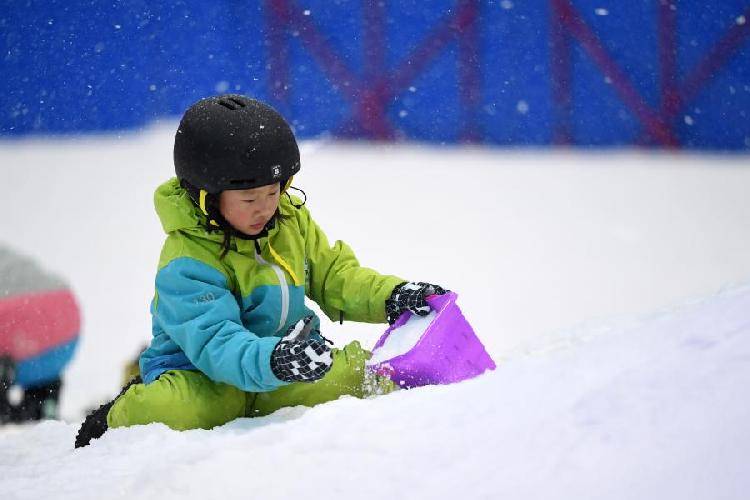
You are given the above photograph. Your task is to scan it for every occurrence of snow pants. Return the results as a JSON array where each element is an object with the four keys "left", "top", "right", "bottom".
[{"left": 107, "top": 341, "right": 394, "bottom": 431}]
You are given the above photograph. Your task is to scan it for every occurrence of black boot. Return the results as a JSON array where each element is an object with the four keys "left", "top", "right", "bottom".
[
  {"left": 15, "top": 379, "right": 62, "bottom": 421},
  {"left": 0, "top": 356, "right": 16, "bottom": 425},
  {"left": 74, "top": 376, "right": 141, "bottom": 449},
  {"left": 74, "top": 398, "right": 117, "bottom": 448}
]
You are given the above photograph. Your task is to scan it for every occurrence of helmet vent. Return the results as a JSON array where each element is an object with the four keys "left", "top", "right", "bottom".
[{"left": 218, "top": 97, "right": 247, "bottom": 110}]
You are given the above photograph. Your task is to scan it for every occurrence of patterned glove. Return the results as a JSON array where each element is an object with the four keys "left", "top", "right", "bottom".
[
  {"left": 270, "top": 315, "right": 333, "bottom": 383},
  {"left": 385, "top": 281, "right": 448, "bottom": 325}
]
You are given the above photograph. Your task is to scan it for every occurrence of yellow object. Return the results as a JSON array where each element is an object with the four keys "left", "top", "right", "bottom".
[
  {"left": 198, "top": 189, "right": 209, "bottom": 215},
  {"left": 267, "top": 241, "right": 301, "bottom": 286},
  {"left": 199, "top": 189, "right": 219, "bottom": 226}
]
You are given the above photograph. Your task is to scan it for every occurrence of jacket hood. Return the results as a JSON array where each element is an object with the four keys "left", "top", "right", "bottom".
[{"left": 154, "top": 177, "right": 209, "bottom": 235}]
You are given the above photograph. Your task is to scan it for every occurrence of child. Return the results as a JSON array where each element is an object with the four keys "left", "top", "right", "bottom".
[{"left": 75, "top": 95, "right": 446, "bottom": 448}]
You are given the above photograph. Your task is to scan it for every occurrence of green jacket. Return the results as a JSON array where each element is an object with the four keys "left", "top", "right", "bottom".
[{"left": 139, "top": 178, "right": 404, "bottom": 392}]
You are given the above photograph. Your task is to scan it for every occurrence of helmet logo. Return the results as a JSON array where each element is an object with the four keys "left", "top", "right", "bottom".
[{"left": 271, "top": 165, "right": 282, "bottom": 179}]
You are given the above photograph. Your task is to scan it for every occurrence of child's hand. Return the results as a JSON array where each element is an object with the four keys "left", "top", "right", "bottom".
[
  {"left": 385, "top": 282, "right": 448, "bottom": 325},
  {"left": 270, "top": 316, "right": 333, "bottom": 382}
]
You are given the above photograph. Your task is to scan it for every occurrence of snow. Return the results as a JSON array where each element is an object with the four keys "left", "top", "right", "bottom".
[
  {"left": 1, "top": 128, "right": 750, "bottom": 498},
  {"left": 2, "top": 283, "right": 750, "bottom": 499},
  {"left": 368, "top": 310, "right": 436, "bottom": 365},
  {"left": 516, "top": 99, "right": 529, "bottom": 114}
]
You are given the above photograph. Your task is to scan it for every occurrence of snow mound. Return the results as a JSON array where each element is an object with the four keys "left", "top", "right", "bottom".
[{"left": 2, "top": 284, "right": 749, "bottom": 500}]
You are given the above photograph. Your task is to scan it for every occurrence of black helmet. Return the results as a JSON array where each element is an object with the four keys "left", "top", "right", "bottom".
[{"left": 174, "top": 94, "right": 300, "bottom": 194}]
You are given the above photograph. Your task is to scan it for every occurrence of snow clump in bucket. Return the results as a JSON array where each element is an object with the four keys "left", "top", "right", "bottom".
[{"left": 368, "top": 310, "right": 437, "bottom": 365}]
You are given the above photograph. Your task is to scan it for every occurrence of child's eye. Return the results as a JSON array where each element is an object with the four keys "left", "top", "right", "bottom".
[{"left": 245, "top": 199, "right": 256, "bottom": 204}]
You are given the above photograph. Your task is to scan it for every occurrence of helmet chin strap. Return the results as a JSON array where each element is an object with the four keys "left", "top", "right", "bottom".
[
  {"left": 181, "top": 177, "right": 302, "bottom": 243},
  {"left": 282, "top": 176, "right": 294, "bottom": 193},
  {"left": 229, "top": 217, "right": 276, "bottom": 241},
  {"left": 198, "top": 189, "right": 221, "bottom": 227},
  {"left": 202, "top": 191, "right": 277, "bottom": 241}
]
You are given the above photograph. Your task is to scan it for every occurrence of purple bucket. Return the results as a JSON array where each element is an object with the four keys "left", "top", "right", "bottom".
[{"left": 369, "top": 291, "right": 496, "bottom": 388}]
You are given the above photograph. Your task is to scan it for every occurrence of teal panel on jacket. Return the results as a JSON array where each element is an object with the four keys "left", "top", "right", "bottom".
[
  {"left": 240, "top": 285, "right": 320, "bottom": 338},
  {"left": 140, "top": 257, "right": 293, "bottom": 392}
]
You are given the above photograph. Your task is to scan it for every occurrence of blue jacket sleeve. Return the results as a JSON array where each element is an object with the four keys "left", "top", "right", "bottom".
[{"left": 153, "top": 257, "right": 286, "bottom": 392}]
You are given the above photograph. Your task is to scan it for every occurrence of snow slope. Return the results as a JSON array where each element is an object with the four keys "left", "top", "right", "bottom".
[{"left": 1, "top": 282, "right": 749, "bottom": 500}]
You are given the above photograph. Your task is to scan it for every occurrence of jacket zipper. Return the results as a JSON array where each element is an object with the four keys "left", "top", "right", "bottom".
[{"left": 254, "top": 240, "right": 289, "bottom": 333}]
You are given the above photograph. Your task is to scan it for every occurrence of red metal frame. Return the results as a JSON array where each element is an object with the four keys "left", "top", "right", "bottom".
[
  {"left": 550, "top": 0, "right": 750, "bottom": 147},
  {"left": 663, "top": 6, "right": 750, "bottom": 122},
  {"left": 265, "top": 0, "right": 482, "bottom": 141}
]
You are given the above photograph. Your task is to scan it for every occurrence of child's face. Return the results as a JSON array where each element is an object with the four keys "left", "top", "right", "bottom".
[{"left": 219, "top": 183, "right": 281, "bottom": 236}]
